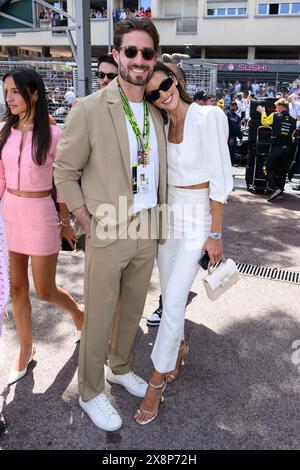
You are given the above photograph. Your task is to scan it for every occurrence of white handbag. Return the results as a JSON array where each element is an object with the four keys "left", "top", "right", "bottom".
[{"left": 202, "top": 258, "right": 239, "bottom": 301}]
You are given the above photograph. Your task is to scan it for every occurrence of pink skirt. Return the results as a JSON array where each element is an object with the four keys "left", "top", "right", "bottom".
[{"left": 2, "top": 191, "right": 61, "bottom": 256}]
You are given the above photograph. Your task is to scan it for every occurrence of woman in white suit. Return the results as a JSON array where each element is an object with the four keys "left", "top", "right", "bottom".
[{"left": 134, "top": 62, "right": 233, "bottom": 425}]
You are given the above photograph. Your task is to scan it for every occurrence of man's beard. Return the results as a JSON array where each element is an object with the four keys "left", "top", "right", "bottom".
[{"left": 119, "top": 60, "right": 153, "bottom": 87}]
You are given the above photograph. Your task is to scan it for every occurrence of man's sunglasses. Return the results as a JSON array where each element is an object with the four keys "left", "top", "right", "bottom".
[
  {"left": 95, "top": 71, "right": 118, "bottom": 80},
  {"left": 145, "top": 76, "right": 174, "bottom": 103},
  {"left": 119, "top": 46, "right": 156, "bottom": 61}
]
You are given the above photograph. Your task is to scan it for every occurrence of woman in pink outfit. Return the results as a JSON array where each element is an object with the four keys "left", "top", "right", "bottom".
[
  {"left": 0, "top": 69, "right": 84, "bottom": 385},
  {"left": 0, "top": 208, "right": 9, "bottom": 337}
]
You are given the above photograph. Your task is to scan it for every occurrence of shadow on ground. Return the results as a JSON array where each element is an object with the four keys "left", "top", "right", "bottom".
[
  {"left": 225, "top": 189, "right": 300, "bottom": 268},
  {"left": 1, "top": 309, "right": 299, "bottom": 450}
]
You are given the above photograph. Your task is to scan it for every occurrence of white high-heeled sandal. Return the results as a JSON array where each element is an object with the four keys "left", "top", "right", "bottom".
[
  {"left": 167, "top": 341, "right": 189, "bottom": 384},
  {"left": 8, "top": 346, "right": 36, "bottom": 386},
  {"left": 135, "top": 379, "right": 167, "bottom": 426}
]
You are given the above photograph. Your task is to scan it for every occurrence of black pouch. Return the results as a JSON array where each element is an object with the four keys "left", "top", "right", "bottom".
[
  {"left": 61, "top": 237, "right": 75, "bottom": 251},
  {"left": 198, "top": 251, "right": 210, "bottom": 270}
]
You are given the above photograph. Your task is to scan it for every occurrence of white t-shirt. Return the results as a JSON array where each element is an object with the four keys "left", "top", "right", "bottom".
[
  {"left": 289, "top": 102, "right": 300, "bottom": 118},
  {"left": 125, "top": 101, "right": 159, "bottom": 213}
]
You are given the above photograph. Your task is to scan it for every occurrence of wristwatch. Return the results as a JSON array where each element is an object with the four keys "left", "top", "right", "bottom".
[{"left": 209, "top": 232, "right": 222, "bottom": 240}]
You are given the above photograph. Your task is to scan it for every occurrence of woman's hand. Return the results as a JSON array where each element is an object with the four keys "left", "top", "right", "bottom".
[
  {"left": 60, "top": 224, "right": 77, "bottom": 249},
  {"left": 201, "top": 237, "right": 223, "bottom": 266}
]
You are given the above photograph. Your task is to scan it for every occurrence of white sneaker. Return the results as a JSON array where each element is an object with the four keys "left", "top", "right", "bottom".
[
  {"left": 106, "top": 368, "right": 147, "bottom": 397},
  {"left": 79, "top": 393, "right": 122, "bottom": 432},
  {"left": 146, "top": 305, "right": 162, "bottom": 327},
  {"left": 267, "top": 188, "right": 282, "bottom": 202}
]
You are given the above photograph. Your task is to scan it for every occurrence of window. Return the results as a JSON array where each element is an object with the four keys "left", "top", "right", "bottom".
[
  {"left": 291, "top": 3, "right": 300, "bottom": 14},
  {"left": 164, "top": 0, "right": 181, "bottom": 17},
  {"left": 269, "top": 3, "right": 279, "bottom": 14},
  {"left": 164, "top": 0, "right": 197, "bottom": 17},
  {"left": 258, "top": 4, "right": 268, "bottom": 14},
  {"left": 206, "top": 7, "right": 247, "bottom": 17},
  {"left": 279, "top": 3, "right": 289, "bottom": 14}
]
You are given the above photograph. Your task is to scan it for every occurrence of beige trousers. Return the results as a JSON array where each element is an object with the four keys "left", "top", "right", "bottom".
[{"left": 78, "top": 233, "right": 157, "bottom": 401}]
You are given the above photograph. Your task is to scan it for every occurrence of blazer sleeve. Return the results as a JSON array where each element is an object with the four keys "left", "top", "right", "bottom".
[
  {"left": 51, "top": 125, "right": 64, "bottom": 204},
  {"left": 53, "top": 99, "right": 91, "bottom": 212},
  {"left": 200, "top": 106, "right": 233, "bottom": 204}
]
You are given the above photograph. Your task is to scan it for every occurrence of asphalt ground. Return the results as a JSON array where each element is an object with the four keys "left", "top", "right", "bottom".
[{"left": 0, "top": 171, "right": 300, "bottom": 451}]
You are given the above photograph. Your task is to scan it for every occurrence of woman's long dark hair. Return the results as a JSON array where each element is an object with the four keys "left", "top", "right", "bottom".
[
  {"left": 0, "top": 68, "right": 51, "bottom": 165},
  {"left": 150, "top": 62, "right": 192, "bottom": 104},
  {"left": 146, "top": 62, "right": 192, "bottom": 122}
]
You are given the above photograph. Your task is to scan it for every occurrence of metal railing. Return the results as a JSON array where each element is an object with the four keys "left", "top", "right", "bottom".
[
  {"left": 0, "top": 60, "right": 99, "bottom": 124},
  {"left": 180, "top": 59, "right": 218, "bottom": 95}
]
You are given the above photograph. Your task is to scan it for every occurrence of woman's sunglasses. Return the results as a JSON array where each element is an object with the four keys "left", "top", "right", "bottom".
[
  {"left": 119, "top": 46, "right": 156, "bottom": 61},
  {"left": 145, "top": 77, "right": 174, "bottom": 103},
  {"left": 95, "top": 71, "right": 118, "bottom": 80}
]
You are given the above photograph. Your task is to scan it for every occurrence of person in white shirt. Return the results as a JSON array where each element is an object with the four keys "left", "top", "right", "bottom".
[
  {"left": 288, "top": 94, "right": 300, "bottom": 124},
  {"left": 64, "top": 86, "right": 75, "bottom": 106},
  {"left": 134, "top": 62, "right": 233, "bottom": 425}
]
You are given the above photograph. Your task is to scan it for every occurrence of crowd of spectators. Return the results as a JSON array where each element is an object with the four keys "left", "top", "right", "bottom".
[
  {"left": 38, "top": 6, "right": 152, "bottom": 24},
  {"left": 211, "top": 78, "right": 300, "bottom": 125},
  {"left": 90, "top": 7, "right": 152, "bottom": 21}
]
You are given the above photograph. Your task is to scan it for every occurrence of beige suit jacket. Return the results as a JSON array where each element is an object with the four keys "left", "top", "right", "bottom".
[{"left": 54, "top": 79, "right": 167, "bottom": 247}]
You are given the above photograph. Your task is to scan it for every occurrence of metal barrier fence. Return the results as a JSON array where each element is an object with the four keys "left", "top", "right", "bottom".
[
  {"left": 0, "top": 60, "right": 99, "bottom": 124},
  {"left": 180, "top": 60, "right": 218, "bottom": 96},
  {"left": 1, "top": 59, "right": 218, "bottom": 123},
  {"left": 216, "top": 70, "right": 300, "bottom": 98}
]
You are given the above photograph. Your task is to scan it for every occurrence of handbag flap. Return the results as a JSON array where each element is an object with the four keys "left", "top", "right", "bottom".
[{"left": 203, "top": 259, "right": 238, "bottom": 290}]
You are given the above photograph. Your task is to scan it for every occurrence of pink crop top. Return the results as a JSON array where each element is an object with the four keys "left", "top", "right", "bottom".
[{"left": 0, "top": 123, "right": 62, "bottom": 199}]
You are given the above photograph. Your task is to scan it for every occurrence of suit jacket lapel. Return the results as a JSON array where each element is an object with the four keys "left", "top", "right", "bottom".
[
  {"left": 106, "top": 80, "right": 167, "bottom": 203},
  {"left": 107, "top": 81, "right": 131, "bottom": 186}
]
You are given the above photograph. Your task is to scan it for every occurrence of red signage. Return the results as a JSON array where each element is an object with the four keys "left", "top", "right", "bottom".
[{"left": 217, "top": 63, "right": 270, "bottom": 72}]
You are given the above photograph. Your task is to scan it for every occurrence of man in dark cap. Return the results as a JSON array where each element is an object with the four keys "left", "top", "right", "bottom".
[{"left": 193, "top": 90, "right": 208, "bottom": 106}]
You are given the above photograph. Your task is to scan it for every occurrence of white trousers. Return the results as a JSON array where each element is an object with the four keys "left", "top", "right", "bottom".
[{"left": 151, "top": 186, "right": 211, "bottom": 373}]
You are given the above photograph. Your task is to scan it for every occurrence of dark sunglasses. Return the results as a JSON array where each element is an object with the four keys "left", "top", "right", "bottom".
[
  {"left": 95, "top": 71, "right": 118, "bottom": 80},
  {"left": 145, "top": 76, "right": 174, "bottom": 103},
  {"left": 119, "top": 46, "right": 156, "bottom": 61}
]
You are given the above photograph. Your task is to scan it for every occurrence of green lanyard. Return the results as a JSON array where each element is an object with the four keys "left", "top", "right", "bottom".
[{"left": 118, "top": 79, "right": 150, "bottom": 153}]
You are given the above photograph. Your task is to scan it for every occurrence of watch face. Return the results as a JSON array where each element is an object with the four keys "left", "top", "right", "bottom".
[{"left": 211, "top": 233, "right": 221, "bottom": 240}]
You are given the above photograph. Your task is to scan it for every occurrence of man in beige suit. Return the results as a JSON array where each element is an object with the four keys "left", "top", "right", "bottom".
[{"left": 54, "top": 18, "right": 166, "bottom": 432}]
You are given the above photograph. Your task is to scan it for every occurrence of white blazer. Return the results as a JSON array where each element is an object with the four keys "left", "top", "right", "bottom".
[{"left": 167, "top": 103, "right": 233, "bottom": 203}]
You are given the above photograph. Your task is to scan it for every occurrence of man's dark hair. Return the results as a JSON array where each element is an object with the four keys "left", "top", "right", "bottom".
[
  {"left": 193, "top": 90, "right": 208, "bottom": 102},
  {"left": 97, "top": 54, "right": 117, "bottom": 69},
  {"left": 113, "top": 17, "right": 159, "bottom": 51}
]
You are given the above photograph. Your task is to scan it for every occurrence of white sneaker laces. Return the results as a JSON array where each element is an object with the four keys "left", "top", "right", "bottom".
[
  {"left": 127, "top": 371, "right": 144, "bottom": 386},
  {"left": 94, "top": 394, "right": 117, "bottom": 417}
]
